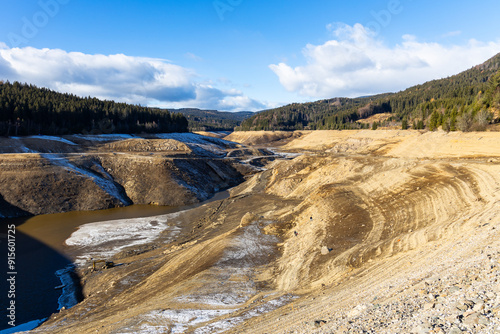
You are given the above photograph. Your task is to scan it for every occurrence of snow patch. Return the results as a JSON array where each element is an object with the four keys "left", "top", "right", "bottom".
[
  {"left": 118, "top": 309, "right": 234, "bottom": 334},
  {"left": 268, "top": 148, "right": 302, "bottom": 159},
  {"left": 41, "top": 154, "right": 130, "bottom": 205},
  {"left": 141, "top": 309, "right": 234, "bottom": 334},
  {"left": 152, "top": 133, "right": 237, "bottom": 157},
  {"left": 194, "top": 295, "right": 297, "bottom": 334},
  {"left": 219, "top": 223, "right": 278, "bottom": 268},
  {"left": 27, "top": 135, "right": 77, "bottom": 145},
  {"left": 175, "top": 222, "right": 278, "bottom": 307},
  {"left": 19, "top": 146, "right": 37, "bottom": 153},
  {"left": 71, "top": 134, "right": 136, "bottom": 142},
  {"left": 65, "top": 212, "right": 182, "bottom": 265}
]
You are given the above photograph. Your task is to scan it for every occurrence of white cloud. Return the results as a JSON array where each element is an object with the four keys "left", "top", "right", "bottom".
[
  {"left": 156, "top": 85, "right": 266, "bottom": 111},
  {"left": 270, "top": 23, "right": 500, "bottom": 98},
  {"left": 0, "top": 45, "right": 265, "bottom": 111}
]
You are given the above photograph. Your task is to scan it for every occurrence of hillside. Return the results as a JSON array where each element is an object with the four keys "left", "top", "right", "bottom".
[
  {"left": 239, "top": 53, "right": 500, "bottom": 131},
  {"left": 0, "top": 81, "right": 188, "bottom": 136},
  {"left": 0, "top": 133, "right": 260, "bottom": 219},
  {"left": 22, "top": 130, "right": 500, "bottom": 334},
  {"left": 172, "top": 108, "right": 254, "bottom": 131}
]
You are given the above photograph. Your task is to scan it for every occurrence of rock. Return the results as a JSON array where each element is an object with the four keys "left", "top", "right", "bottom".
[
  {"left": 423, "top": 302, "right": 435, "bottom": 310},
  {"left": 448, "top": 326, "right": 463, "bottom": 334},
  {"left": 486, "top": 291, "right": 496, "bottom": 299},
  {"left": 462, "top": 312, "right": 480, "bottom": 327},
  {"left": 348, "top": 304, "right": 370, "bottom": 318},
  {"left": 478, "top": 315, "right": 490, "bottom": 326},
  {"left": 472, "top": 301, "right": 484, "bottom": 312},
  {"left": 445, "top": 314, "right": 460, "bottom": 324},
  {"left": 455, "top": 300, "right": 474, "bottom": 311},
  {"left": 321, "top": 246, "right": 330, "bottom": 255},
  {"left": 314, "top": 320, "right": 327, "bottom": 327},
  {"left": 413, "top": 324, "right": 431, "bottom": 334}
]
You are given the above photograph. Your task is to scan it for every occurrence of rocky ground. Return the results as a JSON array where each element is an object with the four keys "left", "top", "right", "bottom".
[{"left": 6, "top": 130, "right": 499, "bottom": 334}]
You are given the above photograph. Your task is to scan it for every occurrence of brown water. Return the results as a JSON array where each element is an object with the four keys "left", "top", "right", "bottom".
[
  {"left": 0, "top": 190, "right": 229, "bottom": 331},
  {"left": 16, "top": 205, "right": 182, "bottom": 254},
  {"left": 16, "top": 189, "right": 229, "bottom": 254}
]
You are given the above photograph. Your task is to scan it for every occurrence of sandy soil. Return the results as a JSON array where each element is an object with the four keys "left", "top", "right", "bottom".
[{"left": 20, "top": 130, "right": 500, "bottom": 333}]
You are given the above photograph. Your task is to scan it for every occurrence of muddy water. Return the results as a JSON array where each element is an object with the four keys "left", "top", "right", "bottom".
[
  {"left": 0, "top": 190, "right": 229, "bottom": 331},
  {"left": 16, "top": 205, "right": 183, "bottom": 254}
]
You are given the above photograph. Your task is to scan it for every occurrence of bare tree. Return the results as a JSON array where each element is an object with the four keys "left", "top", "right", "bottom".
[{"left": 457, "top": 111, "right": 474, "bottom": 132}]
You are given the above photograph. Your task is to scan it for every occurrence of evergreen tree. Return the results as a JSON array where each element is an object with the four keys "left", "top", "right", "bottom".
[
  {"left": 0, "top": 81, "right": 188, "bottom": 135},
  {"left": 428, "top": 111, "right": 440, "bottom": 131},
  {"left": 401, "top": 117, "right": 408, "bottom": 130}
]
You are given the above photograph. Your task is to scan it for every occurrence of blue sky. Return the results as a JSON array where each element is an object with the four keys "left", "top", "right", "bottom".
[{"left": 0, "top": 0, "right": 499, "bottom": 111}]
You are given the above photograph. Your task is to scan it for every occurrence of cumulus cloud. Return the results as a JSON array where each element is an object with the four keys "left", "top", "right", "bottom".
[
  {"left": 0, "top": 45, "right": 264, "bottom": 111},
  {"left": 270, "top": 23, "right": 500, "bottom": 98},
  {"left": 157, "top": 85, "right": 266, "bottom": 111}
]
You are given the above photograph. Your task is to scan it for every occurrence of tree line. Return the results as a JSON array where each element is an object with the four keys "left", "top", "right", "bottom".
[
  {"left": 238, "top": 53, "right": 500, "bottom": 132},
  {"left": 0, "top": 81, "right": 188, "bottom": 136}
]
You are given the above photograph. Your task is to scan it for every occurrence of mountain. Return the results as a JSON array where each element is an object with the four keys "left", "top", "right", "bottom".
[
  {"left": 171, "top": 108, "right": 254, "bottom": 131},
  {"left": 239, "top": 53, "right": 500, "bottom": 131},
  {"left": 0, "top": 81, "right": 188, "bottom": 136}
]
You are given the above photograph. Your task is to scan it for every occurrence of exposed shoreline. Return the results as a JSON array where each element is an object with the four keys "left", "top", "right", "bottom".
[{"left": 3, "top": 130, "right": 500, "bottom": 333}]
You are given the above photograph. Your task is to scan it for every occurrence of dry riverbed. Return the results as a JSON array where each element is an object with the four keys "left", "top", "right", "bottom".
[{"left": 2, "top": 130, "right": 500, "bottom": 333}]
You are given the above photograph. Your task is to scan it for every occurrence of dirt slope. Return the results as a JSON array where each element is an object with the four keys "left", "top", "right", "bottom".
[
  {"left": 224, "top": 130, "right": 306, "bottom": 146},
  {"left": 0, "top": 134, "right": 246, "bottom": 218},
  {"left": 24, "top": 130, "right": 500, "bottom": 334}
]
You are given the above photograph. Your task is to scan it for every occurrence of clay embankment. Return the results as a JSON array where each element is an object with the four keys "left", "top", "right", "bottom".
[
  {"left": 0, "top": 134, "right": 263, "bottom": 218},
  {"left": 26, "top": 130, "right": 500, "bottom": 334}
]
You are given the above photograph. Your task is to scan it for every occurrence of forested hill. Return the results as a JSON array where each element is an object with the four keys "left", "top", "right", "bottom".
[
  {"left": 0, "top": 81, "right": 188, "bottom": 136},
  {"left": 171, "top": 108, "right": 254, "bottom": 131},
  {"left": 238, "top": 52, "right": 500, "bottom": 131}
]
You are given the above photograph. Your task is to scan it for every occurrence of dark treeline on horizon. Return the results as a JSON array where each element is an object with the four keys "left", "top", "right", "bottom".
[{"left": 0, "top": 81, "right": 188, "bottom": 136}]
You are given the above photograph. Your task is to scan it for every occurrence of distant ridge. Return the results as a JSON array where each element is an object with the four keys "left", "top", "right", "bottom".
[
  {"left": 171, "top": 108, "right": 254, "bottom": 131},
  {"left": 239, "top": 52, "right": 500, "bottom": 131}
]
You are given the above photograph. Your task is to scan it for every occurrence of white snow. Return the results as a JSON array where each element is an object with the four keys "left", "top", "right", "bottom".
[
  {"left": 0, "top": 318, "right": 47, "bottom": 334},
  {"left": 152, "top": 133, "right": 237, "bottom": 156},
  {"left": 131, "top": 309, "right": 235, "bottom": 334},
  {"left": 19, "top": 146, "right": 37, "bottom": 153},
  {"left": 194, "top": 294, "right": 297, "bottom": 334},
  {"left": 162, "top": 221, "right": 297, "bottom": 333},
  {"left": 41, "top": 154, "right": 130, "bottom": 205},
  {"left": 175, "top": 221, "right": 278, "bottom": 307},
  {"left": 267, "top": 148, "right": 302, "bottom": 159},
  {"left": 65, "top": 212, "right": 182, "bottom": 265},
  {"left": 218, "top": 223, "right": 278, "bottom": 268},
  {"left": 27, "top": 135, "right": 77, "bottom": 145},
  {"left": 71, "top": 134, "right": 136, "bottom": 142}
]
